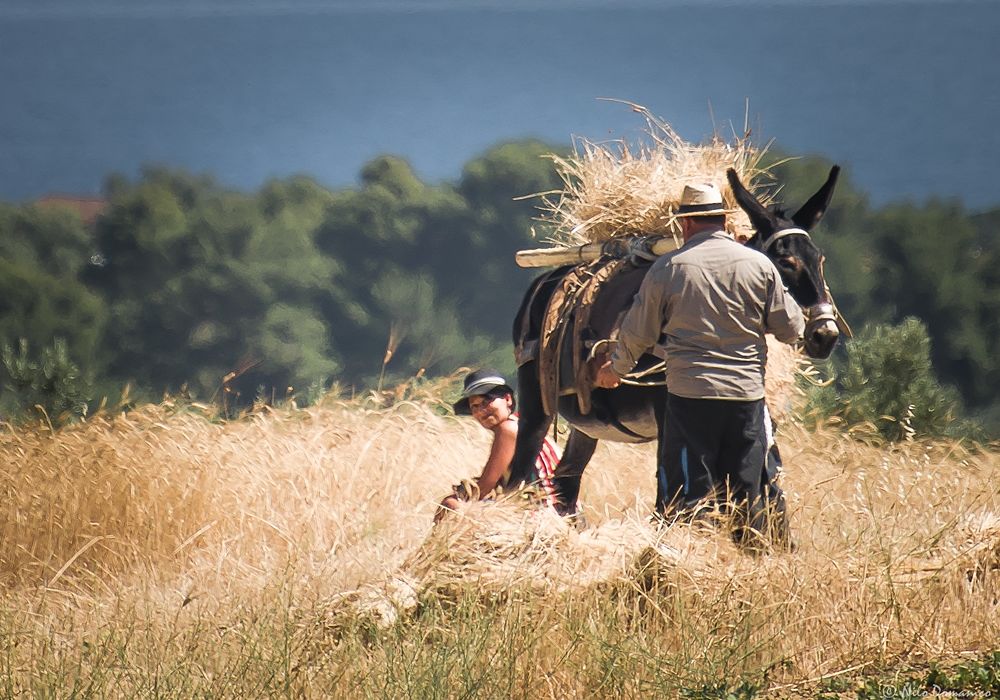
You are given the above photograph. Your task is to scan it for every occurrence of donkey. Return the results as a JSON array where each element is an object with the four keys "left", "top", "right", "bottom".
[{"left": 506, "top": 166, "right": 844, "bottom": 516}]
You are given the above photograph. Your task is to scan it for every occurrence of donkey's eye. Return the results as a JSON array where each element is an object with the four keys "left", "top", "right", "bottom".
[{"left": 778, "top": 256, "right": 799, "bottom": 270}]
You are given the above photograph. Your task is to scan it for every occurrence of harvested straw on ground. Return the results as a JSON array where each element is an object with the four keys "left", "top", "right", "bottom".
[
  {"left": 894, "top": 509, "right": 1000, "bottom": 585},
  {"left": 331, "top": 496, "right": 746, "bottom": 628}
]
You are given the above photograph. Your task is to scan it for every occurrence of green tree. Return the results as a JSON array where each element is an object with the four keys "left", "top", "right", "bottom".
[
  {"left": 0, "top": 203, "right": 107, "bottom": 371},
  {"left": 249, "top": 304, "right": 338, "bottom": 391},
  {"left": 867, "top": 201, "right": 992, "bottom": 406},
  {"left": 89, "top": 170, "right": 254, "bottom": 391},
  {"left": 315, "top": 157, "right": 451, "bottom": 380},
  {"left": 454, "top": 140, "right": 567, "bottom": 338},
  {"left": 314, "top": 144, "right": 564, "bottom": 386},
  {"left": 88, "top": 169, "right": 339, "bottom": 399},
  {"left": 370, "top": 270, "right": 510, "bottom": 383}
]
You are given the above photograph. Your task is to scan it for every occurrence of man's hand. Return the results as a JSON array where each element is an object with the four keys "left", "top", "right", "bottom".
[{"left": 593, "top": 360, "right": 622, "bottom": 389}]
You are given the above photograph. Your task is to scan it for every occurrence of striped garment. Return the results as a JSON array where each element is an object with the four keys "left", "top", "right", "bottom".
[
  {"left": 533, "top": 432, "right": 561, "bottom": 502},
  {"left": 504, "top": 414, "right": 560, "bottom": 502}
]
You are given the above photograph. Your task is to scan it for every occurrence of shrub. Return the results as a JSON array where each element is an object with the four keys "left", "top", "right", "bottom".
[
  {"left": 0, "top": 337, "right": 90, "bottom": 425},
  {"left": 803, "top": 318, "right": 965, "bottom": 441}
]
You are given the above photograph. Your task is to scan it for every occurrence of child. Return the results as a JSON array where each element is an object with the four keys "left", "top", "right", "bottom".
[{"left": 435, "top": 369, "right": 560, "bottom": 522}]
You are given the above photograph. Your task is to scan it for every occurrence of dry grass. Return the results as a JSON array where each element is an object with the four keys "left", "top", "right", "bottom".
[{"left": 1, "top": 388, "right": 997, "bottom": 696}]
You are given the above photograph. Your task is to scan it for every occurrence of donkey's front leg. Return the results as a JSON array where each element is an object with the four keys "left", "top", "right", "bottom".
[
  {"left": 552, "top": 428, "right": 597, "bottom": 516},
  {"left": 507, "top": 361, "right": 553, "bottom": 489}
]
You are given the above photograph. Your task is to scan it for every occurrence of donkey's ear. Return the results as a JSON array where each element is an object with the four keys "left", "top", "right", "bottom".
[
  {"left": 727, "top": 168, "right": 774, "bottom": 237},
  {"left": 791, "top": 165, "right": 840, "bottom": 231}
]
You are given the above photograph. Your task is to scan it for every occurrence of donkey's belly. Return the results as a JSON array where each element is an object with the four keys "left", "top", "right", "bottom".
[
  {"left": 573, "top": 417, "right": 657, "bottom": 443},
  {"left": 557, "top": 391, "right": 659, "bottom": 444}
]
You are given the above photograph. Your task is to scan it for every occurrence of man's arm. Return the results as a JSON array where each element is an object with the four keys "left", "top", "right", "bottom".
[
  {"left": 596, "top": 265, "right": 670, "bottom": 387},
  {"left": 764, "top": 268, "right": 805, "bottom": 344}
]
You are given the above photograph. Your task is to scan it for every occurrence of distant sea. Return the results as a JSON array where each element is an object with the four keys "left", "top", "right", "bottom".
[{"left": 2, "top": 1, "right": 999, "bottom": 209}]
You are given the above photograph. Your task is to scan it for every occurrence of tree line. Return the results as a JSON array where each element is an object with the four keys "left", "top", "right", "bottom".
[
  {"left": 1, "top": 141, "right": 998, "bottom": 434},
  {"left": 0, "top": 141, "right": 564, "bottom": 415}
]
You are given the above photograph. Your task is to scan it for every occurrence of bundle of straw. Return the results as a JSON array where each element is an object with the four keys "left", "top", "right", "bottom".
[{"left": 532, "top": 102, "right": 774, "bottom": 247}]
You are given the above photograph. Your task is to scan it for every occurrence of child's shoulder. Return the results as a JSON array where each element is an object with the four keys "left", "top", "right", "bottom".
[{"left": 497, "top": 416, "right": 519, "bottom": 437}]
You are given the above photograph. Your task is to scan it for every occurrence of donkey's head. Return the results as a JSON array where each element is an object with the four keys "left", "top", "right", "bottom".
[{"left": 727, "top": 166, "right": 847, "bottom": 359}]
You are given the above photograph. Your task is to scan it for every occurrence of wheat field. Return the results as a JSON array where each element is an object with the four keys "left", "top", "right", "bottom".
[{"left": 1, "top": 383, "right": 998, "bottom": 698}]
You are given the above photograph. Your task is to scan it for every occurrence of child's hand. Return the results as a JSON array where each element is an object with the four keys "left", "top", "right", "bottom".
[{"left": 434, "top": 495, "right": 461, "bottom": 524}]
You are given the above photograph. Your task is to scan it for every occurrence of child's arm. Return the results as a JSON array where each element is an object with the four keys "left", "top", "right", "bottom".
[
  {"left": 474, "top": 420, "right": 517, "bottom": 497},
  {"left": 434, "top": 421, "right": 518, "bottom": 523}
]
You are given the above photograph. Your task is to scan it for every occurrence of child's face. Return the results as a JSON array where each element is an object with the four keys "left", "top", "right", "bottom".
[{"left": 467, "top": 392, "right": 512, "bottom": 429}]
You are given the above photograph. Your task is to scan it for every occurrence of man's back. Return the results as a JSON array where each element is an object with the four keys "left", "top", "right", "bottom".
[{"left": 614, "top": 229, "right": 803, "bottom": 400}]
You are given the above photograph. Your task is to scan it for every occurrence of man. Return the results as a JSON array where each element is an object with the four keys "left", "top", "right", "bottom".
[{"left": 594, "top": 183, "right": 804, "bottom": 549}]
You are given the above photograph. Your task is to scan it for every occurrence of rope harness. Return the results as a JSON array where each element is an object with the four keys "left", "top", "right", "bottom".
[{"left": 586, "top": 338, "right": 667, "bottom": 387}]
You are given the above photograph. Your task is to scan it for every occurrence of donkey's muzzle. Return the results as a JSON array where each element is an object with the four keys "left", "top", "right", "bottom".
[{"left": 803, "top": 302, "right": 840, "bottom": 359}]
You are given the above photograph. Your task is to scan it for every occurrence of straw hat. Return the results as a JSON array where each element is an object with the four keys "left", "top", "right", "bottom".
[
  {"left": 452, "top": 369, "right": 515, "bottom": 415},
  {"left": 674, "top": 183, "right": 727, "bottom": 217}
]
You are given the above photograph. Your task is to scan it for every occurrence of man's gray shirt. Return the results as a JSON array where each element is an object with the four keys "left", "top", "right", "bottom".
[{"left": 610, "top": 229, "right": 805, "bottom": 400}]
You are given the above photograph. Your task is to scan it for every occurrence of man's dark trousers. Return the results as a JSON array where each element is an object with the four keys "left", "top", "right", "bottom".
[{"left": 655, "top": 393, "right": 790, "bottom": 546}]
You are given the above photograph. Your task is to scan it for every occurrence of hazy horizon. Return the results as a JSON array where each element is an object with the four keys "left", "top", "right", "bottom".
[{"left": 0, "top": 0, "right": 981, "bottom": 19}]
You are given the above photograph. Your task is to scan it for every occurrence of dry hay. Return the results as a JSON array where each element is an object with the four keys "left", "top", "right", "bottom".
[
  {"left": 408, "top": 499, "right": 739, "bottom": 596},
  {"left": 532, "top": 102, "right": 774, "bottom": 247},
  {"left": 331, "top": 489, "right": 1000, "bottom": 633},
  {"left": 0, "top": 394, "right": 464, "bottom": 595},
  {"left": 323, "top": 411, "right": 1000, "bottom": 637},
  {"left": 894, "top": 509, "right": 1000, "bottom": 585},
  {"left": 328, "top": 496, "right": 744, "bottom": 630}
]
